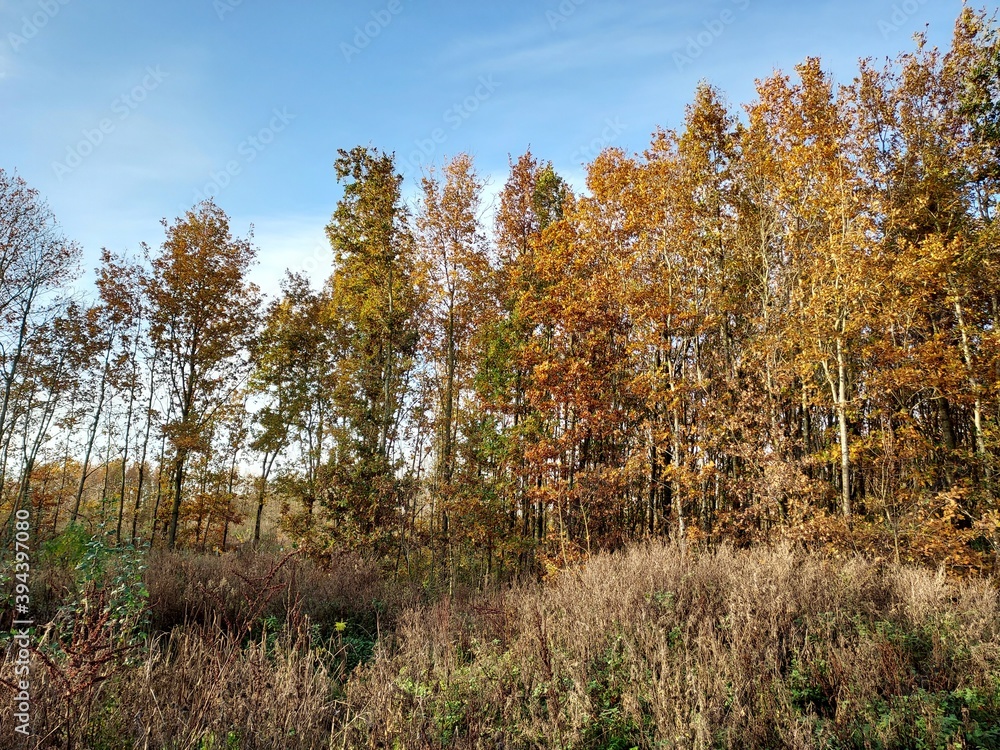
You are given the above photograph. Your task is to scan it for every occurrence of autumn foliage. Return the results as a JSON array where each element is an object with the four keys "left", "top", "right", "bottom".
[{"left": 0, "top": 8, "right": 999, "bottom": 578}]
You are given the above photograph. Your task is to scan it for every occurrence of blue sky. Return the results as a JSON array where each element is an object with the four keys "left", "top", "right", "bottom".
[{"left": 0, "top": 0, "right": 965, "bottom": 296}]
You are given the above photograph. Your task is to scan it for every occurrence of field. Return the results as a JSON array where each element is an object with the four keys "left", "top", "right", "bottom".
[
  {"left": 3, "top": 537, "right": 999, "bottom": 749},
  {"left": 3, "top": 7, "right": 1000, "bottom": 748}
]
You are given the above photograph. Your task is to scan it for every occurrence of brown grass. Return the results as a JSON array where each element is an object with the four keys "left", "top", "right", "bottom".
[
  {"left": 2, "top": 542, "right": 999, "bottom": 749},
  {"left": 144, "top": 546, "right": 419, "bottom": 637},
  {"left": 342, "top": 543, "right": 1000, "bottom": 749}
]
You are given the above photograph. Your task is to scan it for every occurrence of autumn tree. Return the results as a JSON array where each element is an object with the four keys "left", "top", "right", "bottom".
[
  {"left": 68, "top": 250, "right": 143, "bottom": 529},
  {"left": 415, "top": 153, "right": 494, "bottom": 574},
  {"left": 484, "top": 152, "right": 575, "bottom": 564},
  {"left": 0, "top": 170, "right": 80, "bottom": 529},
  {"left": 12, "top": 307, "right": 87, "bottom": 534},
  {"left": 324, "top": 146, "right": 422, "bottom": 548},
  {"left": 753, "top": 60, "right": 882, "bottom": 519},
  {"left": 144, "top": 201, "right": 259, "bottom": 549},
  {"left": 250, "top": 272, "right": 333, "bottom": 540}
]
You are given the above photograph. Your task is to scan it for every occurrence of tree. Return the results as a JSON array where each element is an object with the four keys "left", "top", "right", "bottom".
[
  {"left": 512, "top": 149, "right": 646, "bottom": 557},
  {"left": 487, "top": 153, "right": 572, "bottom": 558},
  {"left": 324, "top": 146, "right": 422, "bottom": 546},
  {"left": 144, "top": 201, "right": 259, "bottom": 548},
  {"left": 13, "top": 307, "right": 85, "bottom": 532},
  {"left": 68, "top": 250, "right": 142, "bottom": 527},
  {"left": 250, "top": 272, "right": 332, "bottom": 540},
  {"left": 416, "top": 153, "right": 493, "bottom": 572},
  {"left": 749, "top": 59, "right": 879, "bottom": 519},
  {"left": 0, "top": 169, "right": 80, "bottom": 526}
]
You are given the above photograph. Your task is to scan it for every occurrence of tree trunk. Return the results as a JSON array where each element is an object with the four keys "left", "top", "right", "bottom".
[
  {"left": 167, "top": 449, "right": 187, "bottom": 548},
  {"left": 836, "top": 337, "right": 851, "bottom": 518},
  {"left": 672, "top": 407, "right": 684, "bottom": 540},
  {"left": 131, "top": 360, "right": 157, "bottom": 542},
  {"left": 954, "top": 301, "right": 985, "bottom": 457}
]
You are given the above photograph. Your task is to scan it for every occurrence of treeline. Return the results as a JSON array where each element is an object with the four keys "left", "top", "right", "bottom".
[{"left": 2, "top": 8, "right": 998, "bottom": 577}]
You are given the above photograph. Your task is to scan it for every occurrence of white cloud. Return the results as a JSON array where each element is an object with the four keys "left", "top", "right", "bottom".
[{"left": 239, "top": 215, "right": 332, "bottom": 299}]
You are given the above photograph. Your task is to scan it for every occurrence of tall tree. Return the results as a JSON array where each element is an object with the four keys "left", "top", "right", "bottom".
[
  {"left": 144, "top": 201, "right": 259, "bottom": 548},
  {"left": 416, "top": 153, "right": 492, "bottom": 569},
  {"left": 0, "top": 170, "right": 80, "bottom": 523},
  {"left": 68, "top": 250, "right": 141, "bottom": 526},
  {"left": 250, "top": 272, "right": 332, "bottom": 539},
  {"left": 324, "top": 146, "right": 422, "bottom": 546},
  {"left": 751, "top": 59, "right": 879, "bottom": 518},
  {"left": 488, "top": 153, "right": 572, "bottom": 556}
]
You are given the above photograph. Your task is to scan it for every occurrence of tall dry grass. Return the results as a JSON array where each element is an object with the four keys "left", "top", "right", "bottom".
[
  {"left": 143, "top": 546, "right": 417, "bottom": 636},
  {"left": 2, "top": 542, "right": 999, "bottom": 748},
  {"left": 343, "top": 543, "right": 1000, "bottom": 749}
]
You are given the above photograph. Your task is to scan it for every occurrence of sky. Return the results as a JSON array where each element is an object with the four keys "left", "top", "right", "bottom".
[{"left": 0, "top": 0, "right": 968, "bottom": 298}]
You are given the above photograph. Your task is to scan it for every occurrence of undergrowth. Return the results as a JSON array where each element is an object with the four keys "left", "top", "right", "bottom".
[{"left": 2, "top": 538, "right": 998, "bottom": 748}]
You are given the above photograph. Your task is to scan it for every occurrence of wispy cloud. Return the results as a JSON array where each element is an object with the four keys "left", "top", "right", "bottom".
[
  {"left": 436, "top": 5, "right": 689, "bottom": 79},
  {"left": 241, "top": 214, "right": 333, "bottom": 298}
]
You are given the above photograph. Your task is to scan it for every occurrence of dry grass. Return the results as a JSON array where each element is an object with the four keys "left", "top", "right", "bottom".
[
  {"left": 343, "top": 543, "right": 1000, "bottom": 749},
  {"left": 3, "top": 542, "right": 999, "bottom": 748},
  {"left": 144, "top": 546, "right": 410, "bottom": 636}
]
